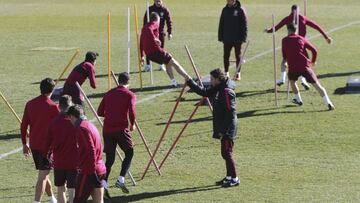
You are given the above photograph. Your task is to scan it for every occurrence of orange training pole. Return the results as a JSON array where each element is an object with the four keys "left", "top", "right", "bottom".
[
  {"left": 107, "top": 12, "right": 112, "bottom": 90},
  {"left": 55, "top": 49, "right": 80, "bottom": 86}
]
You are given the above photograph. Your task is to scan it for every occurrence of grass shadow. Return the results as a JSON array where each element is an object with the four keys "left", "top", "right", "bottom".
[
  {"left": 104, "top": 185, "right": 222, "bottom": 203},
  {"left": 0, "top": 133, "right": 20, "bottom": 140}
]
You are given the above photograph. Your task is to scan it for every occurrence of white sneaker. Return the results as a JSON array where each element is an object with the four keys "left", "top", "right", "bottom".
[
  {"left": 159, "top": 64, "right": 166, "bottom": 71},
  {"left": 144, "top": 64, "right": 151, "bottom": 72}
]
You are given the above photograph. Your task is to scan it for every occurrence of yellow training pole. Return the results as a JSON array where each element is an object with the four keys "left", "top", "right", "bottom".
[
  {"left": 107, "top": 12, "right": 112, "bottom": 90},
  {"left": 0, "top": 90, "right": 22, "bottom": 124},
  {"left": 55, "top": 49, "right": 80, "bottom": 86},
  {"left": 134, "top": 4, "right": 143, "bottom": 89}
]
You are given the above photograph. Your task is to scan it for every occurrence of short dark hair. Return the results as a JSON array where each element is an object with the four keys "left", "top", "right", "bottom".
[
  {"left": 150, "top": 12, "right": 160, "bottom": 22},
  {"left": 67, "top": 105, "right": 83, "bottom": 119},
  {"left": 118, "top": 72, "right": 130, "bottom": 85},
  {"left": 287, "top": 23, "right": 297, "bottom": 33},
  {"left": 59, "top": 95, "right": 72, "bottom": 112},
  {"left": 40, "top": 78, "right": 55, "bottom": 95},
  {"left": 85, "top": 51, "right": 99, "bottom": 63},
  {"left": 210, "top": 68, "right": 226, "bottom": 83},
  {"left": 291, "top": 4, "right": 298, "bottom": 11}
]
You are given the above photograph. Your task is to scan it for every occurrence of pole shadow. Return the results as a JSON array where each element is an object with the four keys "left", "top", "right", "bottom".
[
  {"left": 317, "top": 71, "right": 360, "bottom": 79},
  {"left": 0, "top": 133, "right": 20, "bottom": 140},
  {"left": 104, "top": 185, "right": 222, "bottom": 203}
]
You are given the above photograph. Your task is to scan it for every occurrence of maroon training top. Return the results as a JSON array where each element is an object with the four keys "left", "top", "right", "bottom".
[
  {"left": 63, "top": 61, "right": 96, "bottom": 102},
  {"left": 76, "top": 120, "right": 106, "bottom": 175},
  {"left": 140, "top": 21, "right": 161, "bottom": 58},
  {"left": 46, "top": 113, "right": 78, "bottom": 170},
  {"left": 21, "top": 95, "right": 60, "bottom": 154},
  {"left": 267, "top": 13, "right": 329, "bottom": 40},
  {"left": 97, "top": 86, "right": 136, "bottom": 133},
  {"left": 282, "top": 33, "right": 317, "bottom": 72}
]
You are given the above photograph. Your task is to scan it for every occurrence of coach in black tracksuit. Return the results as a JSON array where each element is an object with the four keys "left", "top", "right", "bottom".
[
  {"left": 218, "top": 0, "right": 247, "bottom": 80},
  {"left": 187, "top": 68, "right": 239, "bottom": 188}
]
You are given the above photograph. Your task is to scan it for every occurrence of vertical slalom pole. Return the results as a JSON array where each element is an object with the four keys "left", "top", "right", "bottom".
[
  {"left": 141, "top": 81, "right": 187, "bottom": 180},
  {"left": 134, "top": 4, "right": 143, "bottom": 89},
  {"left": 75, "top": 82, "right": 137, "bottom": 186},
  {"left": 107, "top": 12, "right": 112, "bottom": 90},
  {"left": 304, "top": 0, "right": 307, "bottom": 16},
  {"left": 296, "top": 7, "right": 300, "bottom": 35},
  {"left": 272, "top": 14, "right": 279, "bottom": 107},
  {"left": 55, "top": 49, "right": 80, "bottom": 86},
  {"left": 146, "top": 0, "right": 154, "bottom": 85},
  {"left": 127, "top": 7, "right": 131, "bottom": 74}
]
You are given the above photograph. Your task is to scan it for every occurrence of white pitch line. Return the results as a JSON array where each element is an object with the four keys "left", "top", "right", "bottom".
[{"left": 1, "top": 20, "right": 359, "bottom": 160}]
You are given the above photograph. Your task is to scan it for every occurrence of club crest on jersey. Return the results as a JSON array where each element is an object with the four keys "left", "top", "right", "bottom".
[
  {"left": 160, "top": 12, "right": 164, "bottom": 17},
  {"left": 215, "top": 92, "right": 219, "bottom": 100},
  {"left": 233, "top": 10, "right": 238, "bottom": 16}
]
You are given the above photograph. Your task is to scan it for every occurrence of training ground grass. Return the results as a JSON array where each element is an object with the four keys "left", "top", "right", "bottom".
[{"left": 1, "top": 0, "right": 360, "bottom": 202}]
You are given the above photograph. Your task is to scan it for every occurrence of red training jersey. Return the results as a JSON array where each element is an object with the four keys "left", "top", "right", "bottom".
[
  {"left": 282, "top": 33, "right": 317, "bottom": 72},
  {"left": 267, "top": 13, "right": 329, "bottom": 40},
  {"left": 21, "top": 95, "right": 60, "bottom": 154},
  {"left": 76, "top": 120, "right": 106, "bottom": 175},
  {"left": 97, "top": 86, "right": 136, "bottom": 133},
  {"left": 45, "top": 113, "right": 78, "bottom": 170},
  {"left": 140, "top": 21, "right": 161, "bottom": 58}
]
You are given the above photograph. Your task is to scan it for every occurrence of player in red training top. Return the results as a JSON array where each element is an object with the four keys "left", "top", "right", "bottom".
[
  {"left": 45, "top": 95, "right": 77, "bottom": 203},
  {"left": 140, "top": 12, "right": 191, "bottom": 87},
  {"left": 282, "top": 23, "right": 335, "bottom": 110},
  {"left": 62, "top": 51, "right": 98, "bottom": 106},
  {"left": 68, "top": 105, "right": 106, "bottom": 203},
  {"left": 143, "top": 0, "right": 173, "bottom": 72},
  {"left": 21, "top": 78, "right": 60, "bottom": 203},
  {"left": 97, "top": 72, "right": 136, "bottom": 196},
  {"left": 265, "top": 4, "right": 333, "bottom": 90}
]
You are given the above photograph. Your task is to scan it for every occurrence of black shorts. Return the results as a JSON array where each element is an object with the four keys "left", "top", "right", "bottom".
[
  {"left": 103, "top": 130, "right": 134, "bottom": 154},
  {"left": 74, "top": 173, "right": 105, "bottom": 203},
  {"left": 31, "top": 150, "right": 52, "bottom": 170},
  {"left": 288, "top": 69, "right": 318, "bottom": 84},
  {"left": 147, "top": 49, "right": 172, "bottom": 65},
  {"left": 54, "top": 169, "right": 78, "bottom": 188}
]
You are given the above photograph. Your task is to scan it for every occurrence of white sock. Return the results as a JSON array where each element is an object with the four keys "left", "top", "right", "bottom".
[
  {"left": 280, "top": 71, "right": 286, "bottom": 82},
  {"left": 34, "top": 201, "right": 40, "bottom": 203},
  {"left": 322, "top": 95, "right": 333, "bottom": 106},
  {"left": 294, "top": 93, "right": 302, "bottom": 102},
  {"left": 50, "top": 196, "right": 57, "bottom": 203},
  {"left": 118, "top": 176, "right": 125, "bottom": 184},
  {"left": 103, "top": 180, "right": 108, "bottom": 189},
  {"left": 225, "top": 176, "right": 231, "bottom": 180},
  {"left": 171, "top": 79, "right": 177, "bottom": 86},
  {"left": 300, "top": 77, "right": 308, "bottom": 85},
  {"left": 232, "top": 177, "right": 239, "bottom": 182}
]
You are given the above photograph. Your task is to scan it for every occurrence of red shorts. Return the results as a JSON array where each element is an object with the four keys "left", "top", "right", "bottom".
[
  {"left": 288, "top": 69, "right": 318, "bottom": 84},
  {"left": 54, "top": 169, "right": 78, "bottom": 188},
  {"left": 103, "top": 130, "right": 134, "bottom": 153},
  {"left": 147, "top": 49, "right": 172, "bottom": 65},
  {"left": 31, "top": 150, "right": 52, "bottom": 170},
  {"left": 74, "top": 173, "right": 105, "bottom": 203}
]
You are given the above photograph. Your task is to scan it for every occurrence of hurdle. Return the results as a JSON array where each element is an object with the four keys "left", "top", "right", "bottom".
[
  {"left": 75, "top": 82, "right": 137, "bottom": 186},
  {"left": 134, "top": 4, "right": 143, "bottom": 89},
  {"left": 272, "top": 14, "right": 279, "bottom": 107},
  {"left": 55, "top": 49, "right": 80, "bottom": 86},
  {"left": 110, "top": 70, "right": 161, "bottom": 175}
]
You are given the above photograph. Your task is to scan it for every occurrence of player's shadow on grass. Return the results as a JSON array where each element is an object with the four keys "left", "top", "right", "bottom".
[
  {"left": 104, "top": 185, "right": 221, "bottom": 203},
  {"left": 317, "top": 70, "right": 360, "bottom": 79},
  {"left": 0, "top": 133, "right": 20, "bottom": 140}
]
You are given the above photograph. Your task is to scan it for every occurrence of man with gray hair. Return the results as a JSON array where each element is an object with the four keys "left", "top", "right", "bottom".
[{"left": 45, "top": 95, "right": 78, "bottom": 203}]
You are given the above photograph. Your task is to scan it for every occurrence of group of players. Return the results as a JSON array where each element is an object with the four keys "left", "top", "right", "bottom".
[{"left": 20, "top": 0, "right": 337, "bottom": 202}]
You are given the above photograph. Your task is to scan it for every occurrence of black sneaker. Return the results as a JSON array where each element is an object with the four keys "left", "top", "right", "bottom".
[
  {"left": 301, "top": 82, "right": 310, "bottom": 90},
  {"left": 104, "top": 189, "right": 111, "bottom": 200},
  {"left": 292, "top": 99, "right": 303, "bottom": 106},
  {"left": 222, "top": 178, "right": 240, "bottom": 188},
  {"left": 328, "top": 104, "right": 335, "bottom": 111},
  {"left": 215, "top": 177, "right": 231, "bottom": 186},
  {"left": 115, "top": 180, "right": 130, "bottom": 194},
  {"left": 277, "top": 81, "right": 284, "bottom": 86}
]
